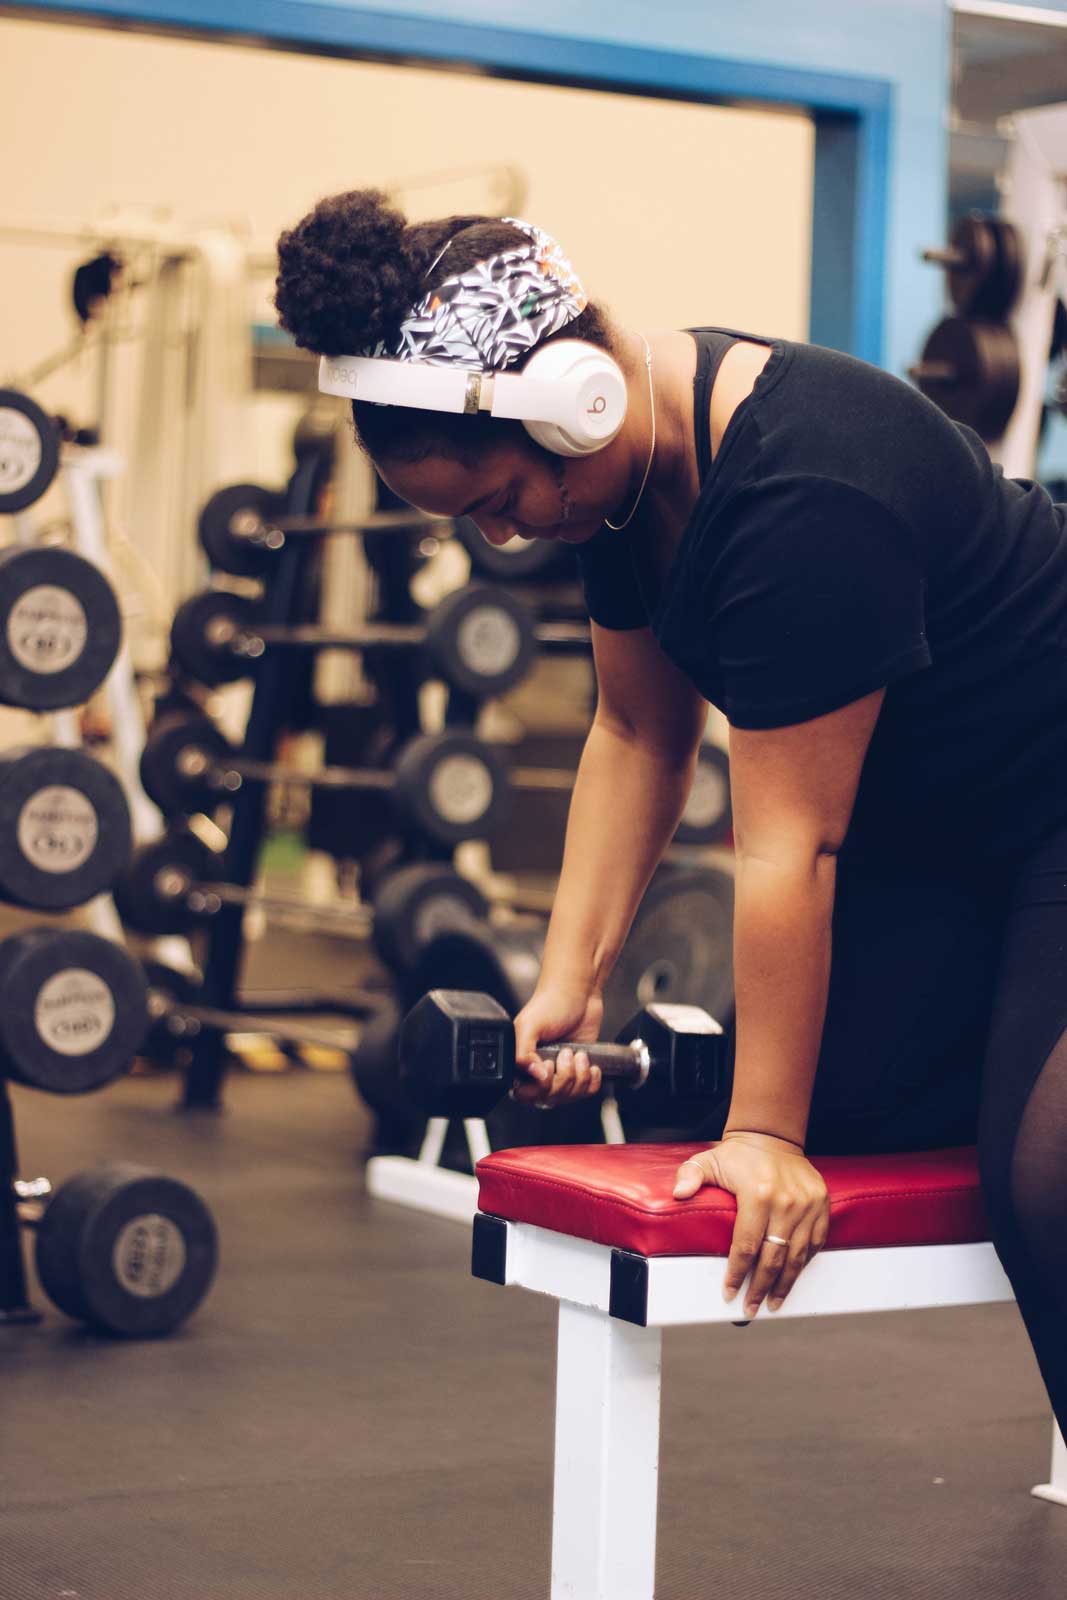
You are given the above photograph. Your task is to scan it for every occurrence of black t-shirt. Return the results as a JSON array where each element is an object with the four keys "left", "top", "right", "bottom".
[{"left": 576, "top": 326, "right": 1067, "bottom": 868}]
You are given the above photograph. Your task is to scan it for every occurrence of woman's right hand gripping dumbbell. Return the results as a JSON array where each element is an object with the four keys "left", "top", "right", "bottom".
[{"left": 512, "top": 985, "right": 606, "bottom": 1107}]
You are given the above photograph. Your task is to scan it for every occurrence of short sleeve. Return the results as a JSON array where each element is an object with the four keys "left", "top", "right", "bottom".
[
  {"left": 706, "top": 478, "right": 931, "bottom": 728},
  {"left": 574, "top": 521, "right": 649, "bottom": 631}
]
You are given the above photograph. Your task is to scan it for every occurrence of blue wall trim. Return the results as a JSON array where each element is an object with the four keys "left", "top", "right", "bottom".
[{"left": 6, "top": 0, "right": 893, "bottom": 362}]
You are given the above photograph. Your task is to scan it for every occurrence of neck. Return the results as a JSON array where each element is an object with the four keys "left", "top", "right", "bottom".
[{"left": 617, "top": 329, "right": 694, "bottom": 521}]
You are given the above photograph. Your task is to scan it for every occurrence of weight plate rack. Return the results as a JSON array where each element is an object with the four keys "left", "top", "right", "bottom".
[{"left": 176, "top": 447, "right": 333, "bottom": 1109}]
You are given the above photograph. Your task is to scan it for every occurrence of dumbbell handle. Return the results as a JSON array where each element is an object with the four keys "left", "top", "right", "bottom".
[
  {"left": 186, "top": 750, "right": 396, "bottom": 793},
  {"left": 155, "top": 870, "right": 373, "bottom": 936},
  {"left": 150, "top": 998, "right": 364, "bottom": 1053},
  {"left": 922, "top": 246, "right": 969, "bottom": 269},
  {"left": 530, "top": 622, "right": 591, "bottom": 653},
  {"left": 230, "top": 618, "right": 588, "bottom": 654},
  {"left": 251, "top": 622, "right": 431, "bottom": 650},
  {"left": 532, "top": 1038, "right": 651, "bottom": 1088},
  {"left": 908, "top": 360, "right": 958, "bottom": 384},
  {"left": 12, "top": 1177, "right": 52, "bottom": 1230},
  {"left": 237, "top": 507, "right": 451, "bottom": 541},
  {"left": 13, "top": 1178, "right": 52, "bottom": 1203}
]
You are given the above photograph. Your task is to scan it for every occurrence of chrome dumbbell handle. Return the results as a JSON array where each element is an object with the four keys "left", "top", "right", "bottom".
[{"left": 534, "top": 1038, "right": 651, "bottom": 1089}]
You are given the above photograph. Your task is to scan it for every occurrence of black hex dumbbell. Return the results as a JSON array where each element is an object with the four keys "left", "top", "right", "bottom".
[{"left": 399, "top": 989, "right": 728, "bottom": 1119}]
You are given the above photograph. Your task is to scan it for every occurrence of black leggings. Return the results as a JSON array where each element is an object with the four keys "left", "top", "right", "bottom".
[{"left": 712, "top": 825, "right": 1067, "bottom": 1439}]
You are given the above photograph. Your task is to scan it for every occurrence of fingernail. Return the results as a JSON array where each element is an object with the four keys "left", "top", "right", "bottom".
[
  {"left": 722, "top": 1285, "right": 737, "bottom": 1302},
  {"left": 768, "top": 1297, "right": 783, "bottom": 1311},
  {"left": 745, "top": 1303, "right": 759, "bottom": 1317}
]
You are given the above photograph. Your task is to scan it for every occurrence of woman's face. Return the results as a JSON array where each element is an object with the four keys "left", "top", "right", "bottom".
[{"left": 377, "top": 435, "right": 627, "bottom": 549}]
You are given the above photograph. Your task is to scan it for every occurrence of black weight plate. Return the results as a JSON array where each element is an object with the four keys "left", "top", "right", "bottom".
[
  {"left": 0, "top": 928, "right": 148, "bottom": 1094},
  {"left": 112, "top": 830, "right": 217, "bottom": 936},
  {"left": 0, "top": 745, "right": 131, "bottom": 910},
  {"left": 140, "top": 713, "right": 236, "bottom": 817},
  {"left": 408, "top": 920, "right": 545, "bottom": 1021},
  {"left": 31, "top": 1167, "right": 102, "bottom": 1320},
  {"left": 0, "top": 389, "right": 60, "bottom": 514},
  {"left": 914, "top": 317, "right": 1020, "bottom": 442},
  {"left": 453, "top": 517, "right": 577, "bottom": 583},
  {"left": 36, "top": 1162, "right": 218, "bottom": 1337},
  {"left": 602, "top": 865, "right": 735, "bottom": 1038},
  {"left": 198, "top": 482, "right": 287, "bottom": 578},
  {"left": 674, "top": 743, "right": 732, "bottom": 847},
  {"left": 139, "top": 959, "right": 203, "bottom": 1066},
  {"left": 349, "top": 1001, "right": 428, "bottom": 1155},
  {"left": 170, "top": 590, "right": 260, "bottom": 688},
  {"left": 0, "top": 545, "right": 120, "bottom": 711},
  {"left": 423, "top": 584, "right": 536, "bottom": 700},
  {"left": 987, "top": 218, "right": 1024, "bottom": 321},
  {"left": 371, "top": 861, "right": 490, "bottom": 974},
  {"left": 946, "top": 215, "right": 1023, "bottom": 321},
  {"left": 350, "top": 999, "right": 403, "bottom": 1113},
  {"left": 393, "top": 731, "right": 510, "bottom": 847}
]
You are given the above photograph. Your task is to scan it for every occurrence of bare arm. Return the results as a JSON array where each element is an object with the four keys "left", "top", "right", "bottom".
[
  {"left": 721, "top": 689, "right": 886, "bottom": 1147},
  {"left": 539, "top": 621, "right": 709, "bottom": 993}
]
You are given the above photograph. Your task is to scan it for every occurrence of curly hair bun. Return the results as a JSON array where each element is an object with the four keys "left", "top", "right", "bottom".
[{"left": 274, "top": 189, "right": 427, "bottom": 357}]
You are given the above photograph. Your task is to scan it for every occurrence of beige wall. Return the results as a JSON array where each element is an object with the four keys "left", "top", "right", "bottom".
[
  {"left": 0, "top": 16, "right": 812, "bottom": 429},
  {"left": 0, "top": 16, "right": 813, "bottom": 777}
]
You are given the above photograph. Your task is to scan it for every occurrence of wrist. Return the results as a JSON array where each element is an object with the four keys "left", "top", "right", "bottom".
[
  {"left": 722, "top": 1127, "right": 806, "bottom": 1151},
  {"left": 539, "top": 950, "right": 608, "bottom": 998}
]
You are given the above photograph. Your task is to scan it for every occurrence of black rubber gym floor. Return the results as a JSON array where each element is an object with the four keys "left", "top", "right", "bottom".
[{"left": 3, "top": 1028, "right": 1067, "bottom": 1596}]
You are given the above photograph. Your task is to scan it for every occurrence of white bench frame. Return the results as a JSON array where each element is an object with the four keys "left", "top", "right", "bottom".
[{"left": 473, "top": 1213, "right": 1067, "bottom": 1600}]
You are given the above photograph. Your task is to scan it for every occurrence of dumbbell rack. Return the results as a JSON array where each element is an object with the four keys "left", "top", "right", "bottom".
[
  {"left": 0, "top": 1081, "right": 39, "bottom": 1322},
  {"left": 180, "top": 448, "right": 334, "bottom": 1109}
]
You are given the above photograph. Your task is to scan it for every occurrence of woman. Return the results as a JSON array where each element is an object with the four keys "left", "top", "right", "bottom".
[{"left": 276, "top": 190, "right": 1067, "bottom": 1432}]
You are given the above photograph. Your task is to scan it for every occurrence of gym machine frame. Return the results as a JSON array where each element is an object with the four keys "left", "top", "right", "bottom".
[
  {"left": 0, "top": 1081, "right": 38, "bottom": 1323},
  {"left": 179, "top": 445, "right": 344, "bottom": 1109}
]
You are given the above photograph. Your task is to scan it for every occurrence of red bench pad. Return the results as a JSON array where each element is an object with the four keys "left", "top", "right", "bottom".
[{"left": 476, "top": 1142, "right": 990, "bottom": 1257}]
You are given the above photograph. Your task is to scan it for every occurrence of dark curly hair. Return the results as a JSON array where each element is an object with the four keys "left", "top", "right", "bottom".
[{"left": 274, "top": 189, "right": 621, "bottom": 466}]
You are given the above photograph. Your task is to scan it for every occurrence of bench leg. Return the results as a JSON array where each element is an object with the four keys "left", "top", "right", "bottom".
[
  {"left": 551, "top": 1301, "right": 662, "bottom": 1599},
  {"left": 1032, "top": 1420, "right": 1067, "bottom": 1507}
]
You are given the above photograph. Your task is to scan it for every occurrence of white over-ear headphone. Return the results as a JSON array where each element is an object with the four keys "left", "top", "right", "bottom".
[{"left": 318, "top": 339, "right": 628, "bottom": 458}]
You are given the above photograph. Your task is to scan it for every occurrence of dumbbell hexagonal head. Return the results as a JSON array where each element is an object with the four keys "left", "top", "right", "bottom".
[{"left": 399, "top": 989, "right": 514, "bottom": 1119}]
